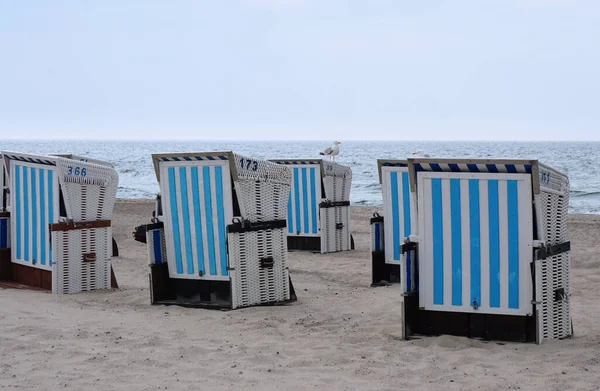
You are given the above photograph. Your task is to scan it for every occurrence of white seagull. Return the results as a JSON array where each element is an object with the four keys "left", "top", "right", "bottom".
[
  {"left": 320, "top": 141, "right": 341, "bottom": 161},
  {"left": 411, "top": 150, "right": 430, "bottom": 158}
]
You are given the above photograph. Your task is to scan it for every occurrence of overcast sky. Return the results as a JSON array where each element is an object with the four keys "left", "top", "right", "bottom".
[{"left": 0, "top": 0, "right": 598, "bottom": 141}]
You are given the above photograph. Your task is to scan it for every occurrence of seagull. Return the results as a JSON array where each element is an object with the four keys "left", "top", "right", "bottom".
[
  {"left": 411, "top": 150, "right": 430, "bottom": 158},
  {"left": 320, "top": 141, "right": 341, "bottom": 161}
]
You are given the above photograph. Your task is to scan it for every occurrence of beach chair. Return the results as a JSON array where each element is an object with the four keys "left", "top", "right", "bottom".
[
  {"left": 371, "top": 160, "right": 415, "bottom": 286},
  {"left": 0, "top": 151, "right": 119, "bottom": 293},
  {"left": 0, "top": 156, "right": 9, "bottom": 269},
  {"left": 144, "top": 151, "right": 296, "bottom": 310},
  {"left": 373, "top": 158, "right": 572, "bottom": 343},
  {"left": 270, "top": 159, "right": 354, "bottom": 253}
]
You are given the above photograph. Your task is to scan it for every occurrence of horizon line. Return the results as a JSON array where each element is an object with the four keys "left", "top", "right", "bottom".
[{"left": 1, "top": 138, "right": 599, "bottom": 143}]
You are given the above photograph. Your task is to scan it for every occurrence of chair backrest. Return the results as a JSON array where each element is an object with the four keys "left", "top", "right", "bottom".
[
  {"left": 54, "top": 157, "right": 118, "bottom": 221},
  {"left": 232, "top": 154, "right": 291, "bottom": 223},
  {"left": 271, "top": 159, "right": 352, "bottom": 237},
  {"left": 321, "top": 161, "right": 352, "bottom": 203},
  {"left": 536, "top": 162, "right": 570, "bottom": 246},
  {"left": 270, "top": 159, "right": 323, "bottom": 236}
]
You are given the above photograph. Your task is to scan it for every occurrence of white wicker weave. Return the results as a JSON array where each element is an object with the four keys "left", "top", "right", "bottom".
[
  {"left": 322, "top": 162, "right": 352, "bottom": 202},
  {"left": 233, "top": 154, "right": 291, "bottom": 222},
  {"left": 320, "top": 205, "right": 351, "bottom": 253},
  {"left": 233, "top": 153, "right": 291, "bottom": 186},
  {"left": 51, "top": 226, "right": 112, "bottom": 294},
  {"left": 320, "top": 161, "right": 352, "bottom": 252},
  {"left": 51, "top": 157, "right": 117, "bottom": 293},
  {"left": 536, "top": 163, "right": 571, "bottom": 342},
  {"left": 229, "top": 155, "right": 291, "bottom": 307},
  {"left": 234, "top": 181, "right": 291, "bottom": 223},
  {"left": 55, "top": 157, "right": 119, "bottom": 221},
  {"left": 228, "top": 228, "right": 290, "bottom": 309}
]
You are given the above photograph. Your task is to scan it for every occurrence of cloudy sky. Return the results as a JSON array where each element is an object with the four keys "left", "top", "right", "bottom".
[{"left": 0, "top": 0, "right": 598, "bottom": 140}]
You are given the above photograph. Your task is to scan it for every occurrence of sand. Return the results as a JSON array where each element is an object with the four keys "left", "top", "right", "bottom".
[{"left": 1, "top": 201, "right": 600, "bottom": 390}]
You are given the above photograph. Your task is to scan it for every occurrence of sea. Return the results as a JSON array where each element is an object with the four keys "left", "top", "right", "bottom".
[{"left": 1, "top": 140, "right": 599, "bottom": 214}]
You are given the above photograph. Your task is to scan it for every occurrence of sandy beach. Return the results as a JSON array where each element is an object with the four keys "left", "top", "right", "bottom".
[{"left": 1, "top": 200, "right": 599, "bottom": 390}]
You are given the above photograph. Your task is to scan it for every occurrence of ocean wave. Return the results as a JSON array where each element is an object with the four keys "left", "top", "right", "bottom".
[
  {"left": 119, "top": 168, "right": 143, "bottom": 176},
  {"left": 117, "top": 186, "right": 157, "bottom": 199},
  {"left": 570, "top": 190, "right": 600, "bottom": 198}
]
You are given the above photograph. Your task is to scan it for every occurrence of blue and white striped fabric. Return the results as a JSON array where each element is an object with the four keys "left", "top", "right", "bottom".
[
  {"left": 276, "top": 160, "right": 322, "bottom": 165},
  {"left": 159, "top": 155, "right": 228, "bottom": 162},
  {"left": 381, "top": 167, "right": 413, "bottom": 264},
  {"left": 4, "top": 154, "right": 55, "bottom": 166},
  {"left": 287, "top": 165, "right": 321, "bottom": 237},
  {"left": 417, "top": 172, "right": 533, "bottom": 316},
  {"left": 413, "top": 162, "right": 533, "bottom": 174},
  {"left": 371, "top": 220, "right": 384, "bottom": 252},
  {"left": 0, "top": 216, "right": 9, "bottom": 249},
  {"left": 160, "top": 162, "right": 233, "bottom": 281},
  {"left": 405, "top": 251, "right": 416, "bottom": 292},
  {"left": 147, "top": 227, "right": 165, "bottom": 265},
  {"left": 11, "top": 163, "right": 59, "bottom": 270}
]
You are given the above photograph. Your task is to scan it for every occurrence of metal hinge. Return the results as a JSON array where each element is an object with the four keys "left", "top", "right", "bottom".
[
  {"left": 535, "top": 241, "right": 571, "bottom": 261},
  {"left": 260, "top": 256, "right": 274, "bottom": 268},
  {"left": 83, "top": 252, "right": 97, "bottom": 262},
  {"left": 400, "top": 242, "right": 416, "bottom": 254}
]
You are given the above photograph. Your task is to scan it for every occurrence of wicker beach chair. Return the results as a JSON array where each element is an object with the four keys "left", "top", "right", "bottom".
[
  {"left": 0, "top": 151, "right": 119, "bottom": 293},
  {"left": 270, "top": 159, "right": 354, "bottom": 253},
  {"left": 372, "top": 158, "right": 572, "bottom": 343},
  {"left": 370, "top": 160, "right": 415, "bottom": 287},
  {"left": 143, "top": 151, "right": 296, "bottom": 310}
]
